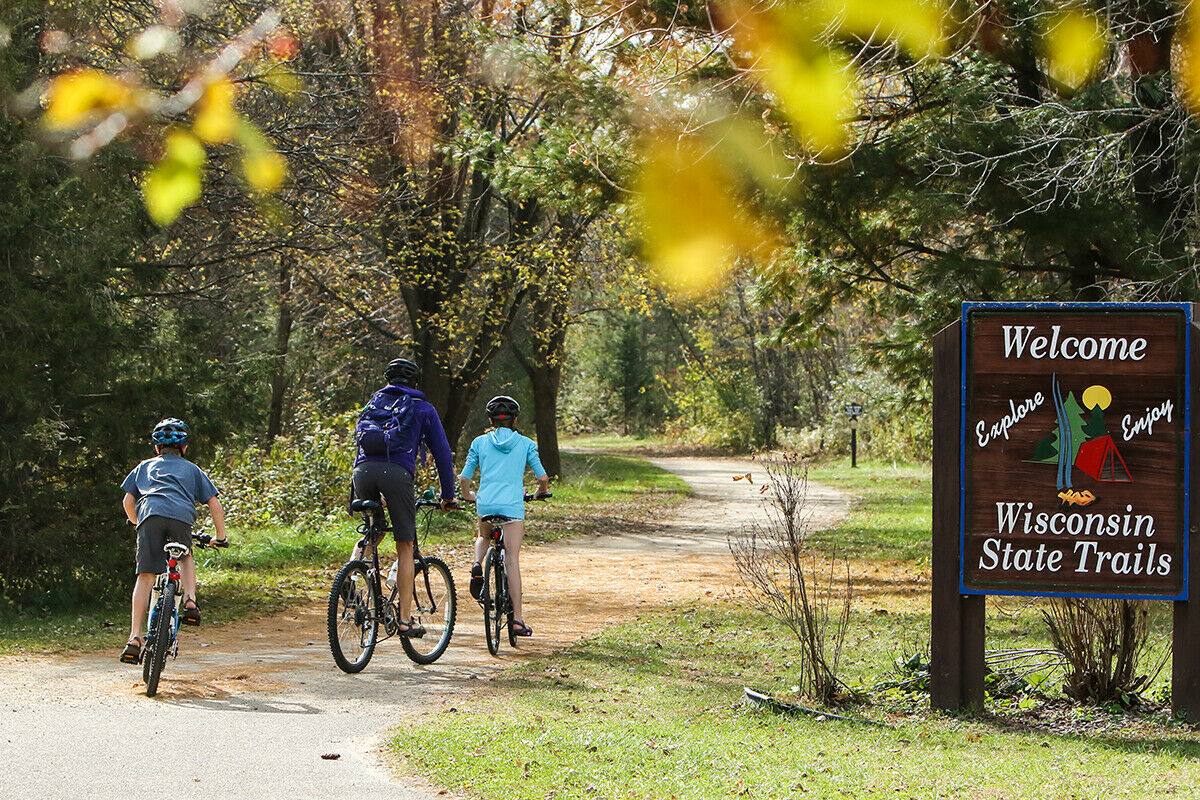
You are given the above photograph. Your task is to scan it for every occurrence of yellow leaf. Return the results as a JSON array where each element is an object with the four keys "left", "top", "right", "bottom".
[
  {"left": 143, "top": 131, "right": 207, "bottom": 226},
  {"left": 164, "top": 128, "right": 207, "bottom": 169},
  {"left": 637, "top": 136, "right": 773, "bottom": 297},
  {"left": 236, "top": 119, "right": 288, "bottom": 193},
  {"left": 760, "top": 44, "right": 857, "bottom": 157},
  {"left": 243, "top": 149, "right": 287, "bottom": 192},
  {"left": 1182, "top": 9, "right": 1200, "bottom": 114},
  {"left": 193, "top": 78, "right": 237, "bottom": 144},
  {"left": 732, "top": 8, "right": 857, "bottom": 157},
  {"left": 43, "top": 69, "right": 130, "bottom": 130},
  {"left": 1043, "top": 9, "right": 1108, "bottom": 91},
  {"left": 262, "top": 65, "right": 303, "bottom": 98},
  {"left": 812, "top": 0, "right": 949, "bottom": 59}
]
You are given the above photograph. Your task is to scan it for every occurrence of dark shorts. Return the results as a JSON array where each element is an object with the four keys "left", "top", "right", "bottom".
[
  {"left": 352, "top": 462, "right": 416, "bottom": 543},
  {"left": 135, "top": 515, "right": 193, "bottom": 575}
]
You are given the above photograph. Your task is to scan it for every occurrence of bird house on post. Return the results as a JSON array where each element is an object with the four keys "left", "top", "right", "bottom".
[{"left": 932, "top": 302, "right": 1199, "bottom": 718}]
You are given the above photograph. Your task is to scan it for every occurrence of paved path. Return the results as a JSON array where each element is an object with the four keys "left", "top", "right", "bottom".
[{"left": 0, "top": 456, "right": 848, "bottom": 799}]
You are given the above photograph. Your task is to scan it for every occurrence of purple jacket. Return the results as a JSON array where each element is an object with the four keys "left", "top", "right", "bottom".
[{"left": 355, "top": 385, "right": 456, "bottom": 500}]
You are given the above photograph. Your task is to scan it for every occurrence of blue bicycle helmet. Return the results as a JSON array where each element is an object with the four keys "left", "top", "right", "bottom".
[{"left": 151, "top": 418, "right": 190, "bottom": 447}]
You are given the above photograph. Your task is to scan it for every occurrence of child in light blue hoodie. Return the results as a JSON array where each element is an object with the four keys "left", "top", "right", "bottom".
[{"left": 459, "top": 395, "right": 550, "bottom": 636}]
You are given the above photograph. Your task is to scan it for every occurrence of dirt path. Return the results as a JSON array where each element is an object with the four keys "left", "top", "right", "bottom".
[{"left": 0, "top": 456, "right": 848, "bottom": 799}]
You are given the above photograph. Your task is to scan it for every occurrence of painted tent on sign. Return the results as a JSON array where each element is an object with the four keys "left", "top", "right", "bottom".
[{"left": 1073, "top": 434, "right": 1131, "bottom": 482}]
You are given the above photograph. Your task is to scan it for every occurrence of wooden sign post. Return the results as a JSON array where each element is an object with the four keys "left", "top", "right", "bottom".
[{"left": 932, "top": 302, "right": 1198, "bottom": 718}]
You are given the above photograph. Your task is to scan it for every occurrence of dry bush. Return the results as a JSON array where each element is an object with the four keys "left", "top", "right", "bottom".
[
  {"left": 1042, "top": 598, "right": 1160, "bottom": 705},
  {"left": 729, "top": 453, "right": 854, "bottom": 704}
]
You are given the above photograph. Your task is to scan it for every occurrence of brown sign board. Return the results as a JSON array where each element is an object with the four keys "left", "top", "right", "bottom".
[{"left": 961, "top": 302, "right": 1191, "bottom": 599}]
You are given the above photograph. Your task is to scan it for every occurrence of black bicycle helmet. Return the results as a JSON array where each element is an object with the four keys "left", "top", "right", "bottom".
[
  {"left": 385, "top": 357, "right": 420, "bottom": 387},
  {"left": 485, "top": 395, "right": 520, "bottom": 421},
  {"left": 151, "top": 418, "right": 190, "bottom": 447}
]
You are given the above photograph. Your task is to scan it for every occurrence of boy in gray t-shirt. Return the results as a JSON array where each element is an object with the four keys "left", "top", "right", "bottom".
[{"left": 118, "top": 418, "right": 229, "bottom": 664}]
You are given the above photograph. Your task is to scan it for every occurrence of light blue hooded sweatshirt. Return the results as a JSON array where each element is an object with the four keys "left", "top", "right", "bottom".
[{"left": 460, "top": 428, "right": 547, "bottom": 519}]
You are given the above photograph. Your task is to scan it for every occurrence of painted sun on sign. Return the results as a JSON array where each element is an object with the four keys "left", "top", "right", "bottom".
[{"left": 1028, "top": 378, "right": 1130, "bottom": 507}]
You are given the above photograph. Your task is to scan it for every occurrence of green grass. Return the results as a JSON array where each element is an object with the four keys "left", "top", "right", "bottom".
[
  {"left": 807, "top": 459, "right": 932, "bottom": 563},
  {"left": 0, "top": 451, "right": 688, "bottom": 654},
  {"left": 560, "top": 433, "right": 681, "bottom": 451},
  {"left": 397, "top": 605, "right": 1189, "bottom": 800},
  {"left": 396, "top": 458, "right": 1186, "bottom": 799}
]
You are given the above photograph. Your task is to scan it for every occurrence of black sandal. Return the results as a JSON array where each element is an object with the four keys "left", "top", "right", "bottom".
[
  {"left": 181, "top": 598, "right": 200, "bottom": 626},
  {"left": 397, "top": 617, "right": 426, "bottom": 639},
  {"left": 469, "top": 563, "right": 483, "bottom": 600},
  {"left": 510, "top": 620, "right": 533, "bottom": 637},
  {"left": 120, "top": 637, "right": 142, "bottom": 664}
]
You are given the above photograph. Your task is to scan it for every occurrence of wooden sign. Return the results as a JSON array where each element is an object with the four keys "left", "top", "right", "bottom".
[{"left": 961, "top": 302, "right": 1191, "bottom": 599}]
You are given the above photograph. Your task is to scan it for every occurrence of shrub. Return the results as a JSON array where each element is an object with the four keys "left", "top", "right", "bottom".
[
  {"left": 729, "top": 452, "right": 854, "bottom": 703},
  {"left": 210, "top": 408, "right": 356, "bottom": 528},
  {"left": 1042, "top": 598, "right": 1162, "bottom": 705}
]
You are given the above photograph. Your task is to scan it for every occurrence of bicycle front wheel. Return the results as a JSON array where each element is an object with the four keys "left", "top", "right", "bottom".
[
  {"left": 328, "top": 561, "right": 379, "bottom": 673},
  {"left": 401, "top": 556, "right": 457, "bottom": 665},
  {"left": 482, "top": 548, "right": 505, "bottom": 656},
  {"left": 145, "top": 582, "right": 174, "bottom": 697}
]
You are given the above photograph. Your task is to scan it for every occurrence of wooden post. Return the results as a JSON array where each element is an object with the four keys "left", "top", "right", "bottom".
[
  {"left": 931, "top": 321, "right": 986, "bottom": 712},
  {"left": 1173, "top": 319, "right": 1200, "bottom": 723}
]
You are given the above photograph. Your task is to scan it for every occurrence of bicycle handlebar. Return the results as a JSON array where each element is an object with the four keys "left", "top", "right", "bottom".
[
  {"left": 191, "top": 532, "right": 229, "bottom": 549},
  {"left": 412, "top": 489, "right": 551, "bottom": 509}
]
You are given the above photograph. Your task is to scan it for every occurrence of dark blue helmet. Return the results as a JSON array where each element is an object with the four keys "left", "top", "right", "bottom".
[
  {"left": 385, "top": 357, "right": 420, "bottom": 387},
  {"left": 152, "top": 418, "right": 189, "bottom": 447}
]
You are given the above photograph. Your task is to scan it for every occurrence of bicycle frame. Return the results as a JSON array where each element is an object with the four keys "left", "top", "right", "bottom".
[
  {"left": 350, "top": 500, "right": 444, "bottom": 640},
  {"left": 328, "top": 496, "right": 457, "bottom": 671},
  {"left": 145, "top": 542, "right": 189, "bottom": 661}
]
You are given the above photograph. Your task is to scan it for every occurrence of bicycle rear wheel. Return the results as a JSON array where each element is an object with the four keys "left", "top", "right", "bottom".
[
  {"left": 145, "top": 582, "right": 174, "bottom": 697},
  {"left": 401, "top": 556, "right": 457, "bottom": 665},
  {"left": 328, "top": 561, "right": 379, "bottom": 673},
  {"left": 482, "top": 548, "right": 504, "bottom": 655}
]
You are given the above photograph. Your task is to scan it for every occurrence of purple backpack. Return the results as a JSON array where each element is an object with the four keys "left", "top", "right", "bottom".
[{"left": 355, "top": 391, "right": 416, "bottom": 459}]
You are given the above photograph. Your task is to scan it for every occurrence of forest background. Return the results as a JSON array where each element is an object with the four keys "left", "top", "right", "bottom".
[{"left": 2, "top": 0, "right": 1199, "bottom": 606}]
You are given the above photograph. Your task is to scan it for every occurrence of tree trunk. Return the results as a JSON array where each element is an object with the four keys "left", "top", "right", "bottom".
[
  {"left": 266, "top": 253, "right": 294, "bottom": 442},
  {"left": 529, "top": 362, "right": 562, "bottom": 478}
]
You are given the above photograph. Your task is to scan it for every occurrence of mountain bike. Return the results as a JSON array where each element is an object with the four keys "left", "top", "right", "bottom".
[
  {"left": 327, "top": 495, "right": 456, "bottom": 672},
  {"left": 141, "top": 532, "right": 225, "bottom": 697},
  {"left": 479, "top": 492, "right": 550, "bottom": 656}
]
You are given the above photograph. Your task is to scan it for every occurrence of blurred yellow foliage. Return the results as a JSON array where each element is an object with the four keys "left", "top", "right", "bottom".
[
  {"left": 1179, "top": 7, "right": 1200, "bottom": 113},
  {"left": 43, "top": 69, "right": 131, "bottom": 130},
  {"left": 193, "top": 78, "right": 237, "bottom": 144},
  {"left": 637, "top": 135, "right": 775, "bottom": 297},
  {"left": 237, "top": 120, "right": 287, "bottom": 192},
  {"left": 812, "top": 0, "right": 949, "bottom": 59},
  {"left": 243, "top": 148, "right": 287, "bottom": 192},
  {"left": 142, "top": 130, "right": 206, "bottom": 226},
  {"left": 732, "top": 7, "right": 857, "bottom": 157},
  {"left": 1043, "top": 9, "right": 1108, "bottom": 90},
  {"left": 262, "top": 65, "right": 303, "bottom": 98}
]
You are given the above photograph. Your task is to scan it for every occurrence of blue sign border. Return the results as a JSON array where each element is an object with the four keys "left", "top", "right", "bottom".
[{"left": 959, "top": 301, "right": 1191, "bottom": 601}]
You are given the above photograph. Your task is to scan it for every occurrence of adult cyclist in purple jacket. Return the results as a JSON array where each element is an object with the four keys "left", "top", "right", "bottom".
[{"left": 353, "top": 357, "right": 457, "bottom": 637}]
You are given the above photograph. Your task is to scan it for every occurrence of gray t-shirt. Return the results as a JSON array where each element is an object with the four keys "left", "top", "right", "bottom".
[{"left": 121, "top": 454, "right": 218, "bottom": 526}]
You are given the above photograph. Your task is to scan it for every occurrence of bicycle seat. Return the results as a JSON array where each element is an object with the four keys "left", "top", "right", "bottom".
[
  {"left": 481, "top": 514, "right": 514, "bottom": 524},
  {"left": 351, "top": 499, "right": 383, "bottom": 513},
  {"left": 164, "top": 542, "right": 191, "bottom": 558}
]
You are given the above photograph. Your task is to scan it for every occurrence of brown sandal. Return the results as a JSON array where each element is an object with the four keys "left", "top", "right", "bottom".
[{"left": 120, "top": 637, "right": 142, "bottom": 664}]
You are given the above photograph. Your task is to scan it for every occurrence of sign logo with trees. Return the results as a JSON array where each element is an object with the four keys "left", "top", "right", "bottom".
[{"left": 960, "top": 303, "right": 1191, "bottom": 600}]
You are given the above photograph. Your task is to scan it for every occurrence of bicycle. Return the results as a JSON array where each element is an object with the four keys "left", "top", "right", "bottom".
[
  {"left": 327, "top": 494, "right": 457, "bottom": 672},
  {"left": 141, "top": 532, "right": 225, "bottom": 697},
  {"left": 478, "top": 492, "right": 551, "bottom": 656}
]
